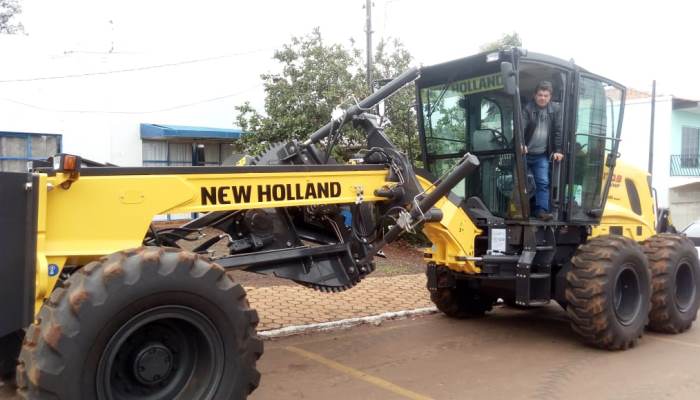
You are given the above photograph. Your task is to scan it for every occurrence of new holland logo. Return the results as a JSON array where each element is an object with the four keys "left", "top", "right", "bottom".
[
  {"left": 201, "top": 182, "right": 342, "bottom": 205},
  {"left": 447, "top": 73, "right": 504, "bottom": 96}
]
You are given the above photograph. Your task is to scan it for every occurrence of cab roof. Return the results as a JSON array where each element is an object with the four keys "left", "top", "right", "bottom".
[{"left": 417, "top": 49, "right": 590, "bottom": 88}]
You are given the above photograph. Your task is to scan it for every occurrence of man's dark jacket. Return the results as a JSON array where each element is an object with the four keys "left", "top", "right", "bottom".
[{"left": 522, "top": 101, "right": 563, "bottom": 154}]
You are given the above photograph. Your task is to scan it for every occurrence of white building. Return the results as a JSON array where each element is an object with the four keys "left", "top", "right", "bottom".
[
  {"left": 617, "top": 91, "right": 700, "bottom": 229},
  {"left": 0, "top": 122, "right": 244, "bottom": 171},
  {"left": 0, "top": 35, "right": 256, "bottom": 171}
]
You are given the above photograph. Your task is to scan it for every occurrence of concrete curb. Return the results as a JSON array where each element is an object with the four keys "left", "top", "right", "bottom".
[{"left": 258, "top": 306, "right": 439, "bottom": 339}]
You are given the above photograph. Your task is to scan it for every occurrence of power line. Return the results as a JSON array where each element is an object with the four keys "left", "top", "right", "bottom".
[
  {"left": 382, "top": 0, "right": 403, "bottom": 40},
  {"left": 0, "top": 83, "right": 263, "bottom": 114},
  {"left": 0, "top": 49, "right": 273, "bottom": 83}
]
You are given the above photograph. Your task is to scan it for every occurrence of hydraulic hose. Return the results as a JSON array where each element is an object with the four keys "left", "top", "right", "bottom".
[{"left": 360, "top": 153, "right": 480, "bottom": 263}]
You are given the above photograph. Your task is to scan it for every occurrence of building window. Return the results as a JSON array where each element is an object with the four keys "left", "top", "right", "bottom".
[
  {"left": 201, "top": 143, "right": 223, "bottom": 165},
  {"left": 0, "top": 132, "right": 62, "bottom": 172},
  {"left": 625, "top": 178, "right": 642, "bottom": 216},
  {"left": 142, "top": 140, "right": 235, "bottom": 166},
  {"left": 681, "top": 126, "right": 700, "bottom": 167}
]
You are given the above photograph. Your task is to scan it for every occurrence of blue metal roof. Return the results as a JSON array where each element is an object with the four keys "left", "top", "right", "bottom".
[{"left": 140, "top": 123, "right": 244, "bottom": 140}]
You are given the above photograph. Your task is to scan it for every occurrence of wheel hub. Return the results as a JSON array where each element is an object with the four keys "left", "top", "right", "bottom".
[
  {"left": 97, "top": 306, "right": 224, "bottom": 400},
  {"left": 133, "top": 343, "right": 174, "bottom": 385},
  {"left": 614, "top": 265, "right": 642, "bottom": 326},
  {"left": 675, "top": 261, "right": 696, "bottom": 313}
]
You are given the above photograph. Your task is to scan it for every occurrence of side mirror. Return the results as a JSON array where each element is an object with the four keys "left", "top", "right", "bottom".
[{"left": 500, "top": 62, "right": 517, "bottom": 96}]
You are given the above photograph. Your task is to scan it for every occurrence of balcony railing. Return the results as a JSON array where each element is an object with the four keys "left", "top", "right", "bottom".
[{"left": 670, "top": 154, "right": 700, "bottom": 176}]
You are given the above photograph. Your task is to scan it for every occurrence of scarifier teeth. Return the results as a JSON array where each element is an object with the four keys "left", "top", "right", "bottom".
[
  {"left": 299, "top": 281, "right": 354, "bottom": 293},
  {"left": 297, "top": 272, "right": 368, "bottom": 293},
  {"left": 249, "top": 142, "right": 287, "bottom": 166}
]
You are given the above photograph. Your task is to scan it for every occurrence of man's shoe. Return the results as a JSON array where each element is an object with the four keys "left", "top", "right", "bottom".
[{"left": 536, "top": 211, "right": 553, "bottom": 221}]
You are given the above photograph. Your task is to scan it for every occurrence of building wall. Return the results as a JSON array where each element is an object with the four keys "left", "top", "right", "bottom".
[
  {"left": 668, "top": 110, "right": 700, "bottom": 226},
  {"left": 0, "top": 101, "right": 238, "bottom": 167},
  {"left": 669, "top": 182, "right": 700, "bottom": 230},
  {"left": 0, "top": 102, "right": 144, "bottom": 166},
  {"left": 671, "top": 110, "right": 700, "bottom": 154}
]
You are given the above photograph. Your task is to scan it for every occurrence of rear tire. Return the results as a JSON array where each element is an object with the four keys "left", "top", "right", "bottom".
[
  {"left": 642, "top": 233, "right": 700, "bottom": 333},
  {"left": 16, "top": 247, "right": 262, "bottom": 400},
  {"left": 566, "top": 235, "right": 651, "bottom": 350}
]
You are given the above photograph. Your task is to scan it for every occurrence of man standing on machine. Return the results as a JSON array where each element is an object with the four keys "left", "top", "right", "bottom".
[{"left": 522, "top": 80, "right": 564, "bottom": 221}]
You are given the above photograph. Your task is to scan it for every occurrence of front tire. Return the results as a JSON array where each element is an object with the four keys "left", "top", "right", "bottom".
[
  {"left": 566, "top": 235, "right": 651, "bottom": 350},
  {"left": 643, "top": 233, "right": 700, "bottom": 333},
  {"left": 16, "top": 247, "right": 262, "bottom": 400}
]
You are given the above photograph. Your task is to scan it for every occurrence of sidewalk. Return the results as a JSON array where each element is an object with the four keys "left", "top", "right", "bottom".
[{"left": 244, "top": 273, "right": 433, "bottom": 331}]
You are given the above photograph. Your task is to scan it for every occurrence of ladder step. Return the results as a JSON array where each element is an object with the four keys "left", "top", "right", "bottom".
[
  {"left": 530, "top": 273, "right": 550, "bottom": 279},
  {"left": 536, "top": 246, "right": 554, "bottom": 251}
]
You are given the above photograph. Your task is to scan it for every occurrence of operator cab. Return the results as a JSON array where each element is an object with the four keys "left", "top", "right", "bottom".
[{"left": 416, "top": 49, "right": 625, "bottom": 226}]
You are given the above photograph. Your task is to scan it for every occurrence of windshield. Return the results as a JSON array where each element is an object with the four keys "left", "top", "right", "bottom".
[{"left": 420, "top": 73, "right": 515, "bottom": 217}]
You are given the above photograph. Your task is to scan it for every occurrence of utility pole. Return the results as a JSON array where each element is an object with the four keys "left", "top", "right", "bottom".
[{"left": 365, "top": 0, "right": 373, "bottom": 92}]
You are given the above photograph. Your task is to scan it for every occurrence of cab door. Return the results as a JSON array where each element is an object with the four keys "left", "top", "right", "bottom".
[{"left": 568, "top": 73, "right": 625, "bottom": 222}]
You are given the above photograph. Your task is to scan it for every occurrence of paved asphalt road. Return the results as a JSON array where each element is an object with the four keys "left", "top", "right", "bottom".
[
  {"left": 3, "top": 304, "right": 699, "bottom": 399},
  {"left": 252, "top": 305, "right": 700, "bottom": 400}
]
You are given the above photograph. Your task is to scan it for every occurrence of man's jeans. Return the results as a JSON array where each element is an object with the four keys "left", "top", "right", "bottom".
[{"left": 526, "top": 153, "right": 549, "bottom": 214}]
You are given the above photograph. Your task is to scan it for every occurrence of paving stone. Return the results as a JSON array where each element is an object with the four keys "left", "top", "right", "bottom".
[{"left": 245, "top": 274, "right": 433, "bottom": 331}]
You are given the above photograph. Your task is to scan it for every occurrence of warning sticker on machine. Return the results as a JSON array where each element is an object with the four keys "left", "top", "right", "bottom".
[{"left": 490, "top": 228, "right": 507, "bottom": 254}]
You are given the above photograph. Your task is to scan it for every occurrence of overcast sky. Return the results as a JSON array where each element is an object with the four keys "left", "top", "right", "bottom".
[{"left": 0, "top": 0, "right": 696, "bottom": 128}]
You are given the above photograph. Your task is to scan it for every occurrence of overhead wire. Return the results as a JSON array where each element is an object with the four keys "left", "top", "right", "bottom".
[
  {"left": 0, "top": 83, "right": 263, "bottom": 114},
  {"left": 381, "top": 0, "right": 404, "bottom": 43},
  {"left": 0, "top": 48, "right": 273, "bottom": 83}
]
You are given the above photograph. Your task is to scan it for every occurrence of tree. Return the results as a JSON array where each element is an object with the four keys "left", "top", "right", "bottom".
[
  {"left": 235, "top": 28, "right": 364, "bottom": 156},
  {"left": 236, "top": 29, "right": 418, "bottom": 162},
  {"left": 372, "top": 38, "right": 419, "bottom": 162},
  {"left": 0, "top": 0, "right": 24, "bottom": 34},
  {"left": 479, "top": 32, "right": 522, "bottom": 52}
]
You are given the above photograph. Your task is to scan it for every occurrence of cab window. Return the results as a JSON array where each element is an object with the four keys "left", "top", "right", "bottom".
[{"left": 420, "top": 73, "right": 515, "bottom": 217}]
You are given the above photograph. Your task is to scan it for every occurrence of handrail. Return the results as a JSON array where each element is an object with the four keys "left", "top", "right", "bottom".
[{"left": 670, "top": 154, "right": 700, "bottom": 176}]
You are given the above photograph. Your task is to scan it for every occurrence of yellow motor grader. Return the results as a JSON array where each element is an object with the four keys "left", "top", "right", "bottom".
[{"left": 0, "top": 48, "right": 697, "bottom": 399}]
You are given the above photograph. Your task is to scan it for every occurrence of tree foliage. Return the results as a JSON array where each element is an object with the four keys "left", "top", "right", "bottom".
[
  {"left": 479, "top": 32, "right": 522, "bottom": 52},
  {"left": 236, "top": 28, "right": 418, "bottom": 161},
  {"left": 0, "top": 0, "right": 24, "bottom": 34},
  {"left": 372, "top": 38, "right": 419, "bottom": 162}
]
